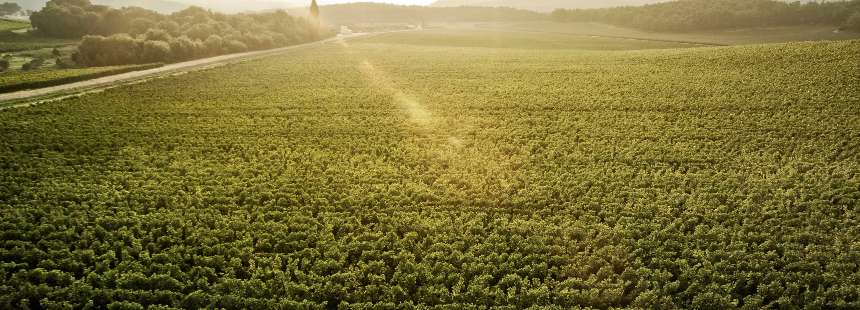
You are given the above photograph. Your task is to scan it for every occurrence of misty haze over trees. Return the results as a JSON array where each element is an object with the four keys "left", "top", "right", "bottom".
[
  {"left": 552, "top": 0, "right": 860, "bottom": 32},
  {"left": 14, "top": 0, "right": 860, "bottom": 68},
  {"left": 290, "top": 2, "right": 544, "bottom": 25},
  {"left": 431, "top": 0, "right": 674, "bottom": 12},
  {"left": 0, "top": 2, "right": 21, "bottom": 15}
]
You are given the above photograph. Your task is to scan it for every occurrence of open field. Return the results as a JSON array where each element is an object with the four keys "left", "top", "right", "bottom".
[
  {"left": 0, "top": 32, "right": 76, "bottom": 53},
  {"left": 355, "top": 28, "right": 710, "bottom": 49},
  {"left": 0, "top": 19, "right": 29, "bottom": 32},
  {"left": 0, "top": 28, "right": 859, "bottom": 309},
  {"left": 477, "top": 21, "right": 860, "bottom": 45},
  {"left": 0, "top": 34, "right": 358, "bottom": 105}
]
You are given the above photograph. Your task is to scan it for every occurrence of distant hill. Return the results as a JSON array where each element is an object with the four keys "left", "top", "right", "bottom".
[
  {"left": 170, "top": 0, "right": 305, "bottom": 13},
  {"left": 552, "top": 0, "right": 860, "bottom": 32},
  {"left": 99, "top": 0, "right": 186, "bottom": 12},
  {"left": 289, "top": 2, "right": 545, "bottom": 25},
  {"left": 431, "top": 0, "right": 673, "bottom": 12},
  {"left": 431, "top": 0, "right": 846, "bottom": 12}
]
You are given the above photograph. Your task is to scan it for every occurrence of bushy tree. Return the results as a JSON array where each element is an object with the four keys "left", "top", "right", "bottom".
[
  {"left": 139, "top": 40, "right": 171, "bottom": 63},
  {"left": 21, "top": 57, "right": 44, "bottom": 71},
  {"left": 55, "top": 57, "right": 76, "bottom": 69},
  {"left": 141, "top": 28, "right": 171, "bottom": 42},
  {"left": 32, "top": 0, "right": 326, "bottom": 67},
  {"left": 168, "top": 35, "right": 201, "bottom": 61},
  {"left": 203, "top": 34, "right": 224, "bottom": 56},
  {"left": 75, "top": 34, "right": 140, "bottom": 66},
  {"left": 224, "top": 40, "right": 248, "bottom": 54},
  {"left": 31, "top": 0, "right": 107, "bottom": 38},
  {"left": 0, "top": 2, "right": 21, "bottom": 15}
]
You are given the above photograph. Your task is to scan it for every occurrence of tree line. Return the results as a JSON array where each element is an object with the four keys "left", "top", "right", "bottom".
[
  {"left": 0, "top": 2, "right": 21, "bottom": 15},
  {"left": 29, "top": 0, "right": 326, "bottom": 67},
  {"left": 551, "top": 0, "right": 860, "bottom": 32}
]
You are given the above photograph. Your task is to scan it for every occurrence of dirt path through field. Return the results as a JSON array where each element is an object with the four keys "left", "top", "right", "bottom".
[{"left": 0, "top": 33, "right": 379, "bottom": 110}]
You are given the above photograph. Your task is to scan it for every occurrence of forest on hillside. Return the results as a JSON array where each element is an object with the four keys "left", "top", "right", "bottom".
[
  {"left": 27, "top": 0, "right": 324, "bottom": 67},
  {"left": 552, "top": 0, "right": 860, "bottom": 32},
  {"left": 431, "top": 0, "right": 672, "bottom": 12}
]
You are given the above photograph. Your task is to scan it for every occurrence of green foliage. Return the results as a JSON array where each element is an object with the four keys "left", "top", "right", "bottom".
[
  {"left": 552, "top": 0, "right": 860, "bottom": 32},
  {"left": 0, "top": 2, "right": 20, "bottom": 16},
  {"left": 0, "top": 29, "right": 858, "bottom": 309},
  {"left": 0, "top": 58, "right": 8, "bottom": 71},
  {"left": 20, "top": 57, "right": 43, "bottom": 71},
  {"left": 75, "top": 34, "right": 139, "bottom": 66},
  {"left": 54, "top": 57, "right": 75, "bottom": 69}
]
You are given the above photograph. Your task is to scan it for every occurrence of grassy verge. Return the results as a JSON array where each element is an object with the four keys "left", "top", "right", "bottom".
[{"left": 0, "top": 18, "right": 29, "bottom": 32}]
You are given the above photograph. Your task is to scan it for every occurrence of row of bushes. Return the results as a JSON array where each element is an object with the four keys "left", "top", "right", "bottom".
[
  {"left": 551, "top": 0, "right": 860, "bottom": 32},
  {"left": 73, "top": 29, "right": 308, "bottom": 67}
]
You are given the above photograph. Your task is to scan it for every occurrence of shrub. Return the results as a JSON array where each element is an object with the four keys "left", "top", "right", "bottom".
[
  {"left": 0, "top": 59, "right": 8, "bottom": 72},
  {"left": 106, "top": 301, "right": 145, "bottom": 310},
  {"left": 168, "top": 36, "right": 202, "bottom": 61},
  {"left": 203, "top": 35, "right": 224, "bottom": 56},
  {"left": 139, "top": 40, "right": 171, "bottom": 63},
  {"left": 55, "top": 57, "right": 76, "bottom": 69},
  {"left": 76, "top": 34, "right": 140, "bottom": 66},
  {"left": 21, "top": 57, "right": 44, "bottom": 71},
  {"left": 225, "top": 40, "right": 248, "bottom": 54}
]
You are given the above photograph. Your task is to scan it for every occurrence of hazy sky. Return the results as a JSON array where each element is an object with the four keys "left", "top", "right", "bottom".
[{"left": 317, "top": 0, "right": 435, "bottom": 4}]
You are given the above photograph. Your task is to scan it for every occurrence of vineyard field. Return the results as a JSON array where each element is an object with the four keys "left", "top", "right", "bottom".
[
  {"left": 0, "top": 63, "right": 163, "bottom": 94},
  {"left": 0, "top": 19, "right": 28, "bottom": 32},
  {"left": 0, "top": 32, "right": 76, "bottom": 53},
  {"left": 353, "top": 28, "right": 707, "bottom": 49},
  {"left": 1, "top": 29, "right": 859, "bottom": 309}
]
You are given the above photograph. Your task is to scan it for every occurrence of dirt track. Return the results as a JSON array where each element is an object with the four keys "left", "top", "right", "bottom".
[{"left": 0, "top": 33, "right": 370, "bottom": 109}]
